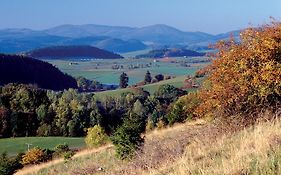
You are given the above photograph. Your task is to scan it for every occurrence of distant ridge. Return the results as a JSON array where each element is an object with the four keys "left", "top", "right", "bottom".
[
  {"left": 0, "top": 24, "right": 241, "bottom": 54},
  {"left": 27, "top": 45, "right": 124, "bottom": 59}
]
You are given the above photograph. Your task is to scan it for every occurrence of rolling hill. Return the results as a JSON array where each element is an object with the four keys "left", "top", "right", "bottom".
[
  {"left": 136, "top": 48, "right": 205, "bottom": 58},
  {"left": 0, "top": 54, "right": 77, "bottom": 90},
  {"left": 27, "top": 45, "right": 124, "bottom": 59},
  {"left": 94, "top": 38, "right": 147, "bottom": 53}
]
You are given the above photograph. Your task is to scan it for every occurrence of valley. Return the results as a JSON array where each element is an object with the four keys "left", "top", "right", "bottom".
[
  {"left": 46, "top": 57, "right": 209, "bottom": 85},
  {"left": 0, "top": 1, "right": 280, "bottom": 174}
]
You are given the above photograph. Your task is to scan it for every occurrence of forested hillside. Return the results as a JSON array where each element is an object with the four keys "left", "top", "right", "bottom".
[
  {"left": 27, "top": 45, "right": 124, "bottom": 59},
  {"left": 0, "top": 54, "right": 77, "bottom": 90},
  {"left": 136, "top": 48, "right": 205, "bottom": 58}
]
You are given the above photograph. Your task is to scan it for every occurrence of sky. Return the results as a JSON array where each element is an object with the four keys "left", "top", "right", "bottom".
[{"left": 0, "top": 0, "right": 281, "bottom": 34}]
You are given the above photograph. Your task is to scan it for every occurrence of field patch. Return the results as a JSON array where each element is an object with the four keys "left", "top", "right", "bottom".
[{"left": 0, "top": 137, "right": 85, "bottom": 155}]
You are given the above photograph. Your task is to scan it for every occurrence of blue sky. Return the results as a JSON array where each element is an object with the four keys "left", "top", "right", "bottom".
[{"left": 1, "top": 0, "right": 281, "bottom": 34}]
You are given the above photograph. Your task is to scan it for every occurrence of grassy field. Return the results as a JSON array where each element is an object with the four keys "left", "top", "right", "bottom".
[
  {"left": 0, "top": 137, "right": 86, "bottom": 155},
  {"left": 46, "top": 57, "right": 209, "bottom": 85},
  {"left": 94, "top": 75, "right": 187, "bottom": 99}
]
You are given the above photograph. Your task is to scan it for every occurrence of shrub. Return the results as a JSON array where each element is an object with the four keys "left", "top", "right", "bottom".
[
  {"left": 53, "top": 144, "right": 69, "bottom": 156},
  {"left": 167, "top": 92, "right": 201, "bottom": 125},
  {"left": 156, "top": 118, "right": 166, "bottom": 130},
  {"left": 53, "top": 143, "right": 75, "bottom": 160},
  {"left": 85, "top": 125, "right": 108, "bottom": 148},
  {"left": 155, "top": 74, "right": 164, "bottom": 82},
  {"left": 0, "top": 153, "right": 22, "bottom": 175},
  {"left": 111, "top": 113, "right": 146, "bottom": 160},
  {"left": 154, "top": 84, "right": 185, "bottom": 104},
  {"left": 42, "top": 148, "right": 54, "bottom": 161},
  {"left": 21, "top": 147, "right": 47, "bottom": 165},
  {"left": 167, "top": 101, "right": 185, "bottom": 125},
  {"left": 145, "top": 119, "right": 154, "bottom": 132},
  {"left": 62, "top": 151, "right": 74, "bottom": 162},
  {"left": 196, "top": 21, "right": 281, "bottom": 117}
]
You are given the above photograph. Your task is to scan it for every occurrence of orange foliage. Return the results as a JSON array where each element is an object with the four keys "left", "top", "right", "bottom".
[
  {"left": 196, "top": 21, "right": 281, "bottom": 117},
  {"left": 21, "top": 147, "right": 46, "bottom": 165}
]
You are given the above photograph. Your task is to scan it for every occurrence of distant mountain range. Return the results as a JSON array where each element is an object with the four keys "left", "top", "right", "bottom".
[
  {"left": 0, "top": 24, "right": 241, "bottom": 54},
  {"left": 27, "top": 45, "right": 123, "bottom": 59}
]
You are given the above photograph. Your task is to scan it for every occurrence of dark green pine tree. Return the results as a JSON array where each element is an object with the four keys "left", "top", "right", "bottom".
[
  {"left": 119, "top": 72, "right": 129, "bottom": 88},
  {"left": 144, "top": 71, "right": 152, "bottom": 84}
]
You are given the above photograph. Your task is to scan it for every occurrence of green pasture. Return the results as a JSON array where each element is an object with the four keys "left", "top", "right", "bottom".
[
  {"left": 0, "top": 137, "right": 85, "bottom": 155},
  {"left": 46, "top": 57, "right": 209, "bottom": 85},
  {"left": 94, "top": 75, "right": 187, "bottom": 99}
]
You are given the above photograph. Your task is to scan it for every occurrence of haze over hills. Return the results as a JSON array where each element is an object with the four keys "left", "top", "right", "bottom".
[{"left": 0, "top": 24, "right": 241, "bottom": 54}]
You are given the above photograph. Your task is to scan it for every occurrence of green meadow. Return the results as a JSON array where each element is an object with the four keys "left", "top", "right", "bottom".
[
  {"left": 0, "top": 137, "right": 85, "bottom": 155},
  {"left": 46, "top": 57, "right": 209, "bottom": 85}
]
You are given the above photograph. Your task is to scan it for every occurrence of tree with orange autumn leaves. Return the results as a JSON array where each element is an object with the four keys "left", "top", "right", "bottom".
[{"left": 194, "top": 20, "right": 281, "bottom": 117}]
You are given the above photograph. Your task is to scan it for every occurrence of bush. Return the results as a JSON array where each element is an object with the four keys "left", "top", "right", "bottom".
[
  {"left": 167, "top": 92, "right": 201, "bottom": 125},
  {"left": 145, "top": 119, "right": 154, "bottom": 132},
  {"left": 156, "top": 118, "right": 166, "bottom": 130},
  {"left": 154, "top": 84, "right": 185, "bottom": 104},
  {"left": 196, "top": 21, "right": 281, "bottom": 117},
  {"left": 62, "top": 151, "right": 74, "bottom": 162},
  {"left": 85, "top": 125, "right": 108, "bottom": 148},
  {"left": 155, "top": 74, "right": 164, "bottom": 82},
  {"left": 21, "top": 147, "right": 47, "bottom": 165},
  {"left": 167, "top": 101, "right": 185, "bottom": 125},
  {"left": 176, "top": 92, "right": 201, "bottom": 119},
  {"left": 53, "top": 144, "right": 75, "bottom": 160},
  {"left": 111, "top": 113, "right": 146, "bottom": 160},
  {"left": 0, "top": 153, "right": 22, "bottom": 175}
]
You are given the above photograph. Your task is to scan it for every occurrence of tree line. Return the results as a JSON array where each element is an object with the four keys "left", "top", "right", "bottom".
[{"left": 0, "top": 83, "right": 186, "bottom": 138}]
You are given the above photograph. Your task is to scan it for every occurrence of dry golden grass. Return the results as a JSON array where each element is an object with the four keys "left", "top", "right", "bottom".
[
  {"left": 15, "top": 145, "right": 113, "bottom": 175},
  {"left": 149, "top": 113, "right": 281, "bottom": 175},
  {"left": 22, "top": 119, "right": 223, "bottom": 175},
  {"left": 17, "top": 113, "right": 281, "bottom": 175}
]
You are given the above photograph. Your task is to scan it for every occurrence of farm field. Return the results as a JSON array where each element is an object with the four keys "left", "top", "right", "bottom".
[
  {"left": 0, "top": 137, "right": 86, "bottom": 155},
  {"left": 46, "top": 57, "right": 209, "bottom": 85},
  {"left": 94, "top": 75, "right": 192, "bottom": 99}
]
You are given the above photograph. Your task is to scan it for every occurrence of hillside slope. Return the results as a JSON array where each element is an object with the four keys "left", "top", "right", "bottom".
[
  {"left": 0, "top": 54, "right": 77, "bottom": 90},
  {"left": 136, "top": 48, "right": 205, "bottom": 58},
  {"left": 18, "top": 113, "right": 281, "bottom": 175},
  {"left": 27, "top": 45, "right": 124, "bottom": 59},
  {"left": 95, "top": 38, "right": 147, "bottom": 53},
  {"left": 24, "top": 119, "right": 231, "bottom": 175},
  {"left": 152, "top": 115, "right": 281, "bottom": 175}
]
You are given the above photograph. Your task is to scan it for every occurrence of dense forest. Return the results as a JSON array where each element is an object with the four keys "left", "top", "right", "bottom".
[
  {"left": 0, "top": 54, "right": 77, "bottom": 90},
  {"left": 136, "top": 48, "right": 205, "bottom": 58},
  {"left": 27, "top": 45, "right": 124, "bottom": 59},
  {"left": 0, "top": 83, "right": 186, "bottom": 138}
]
